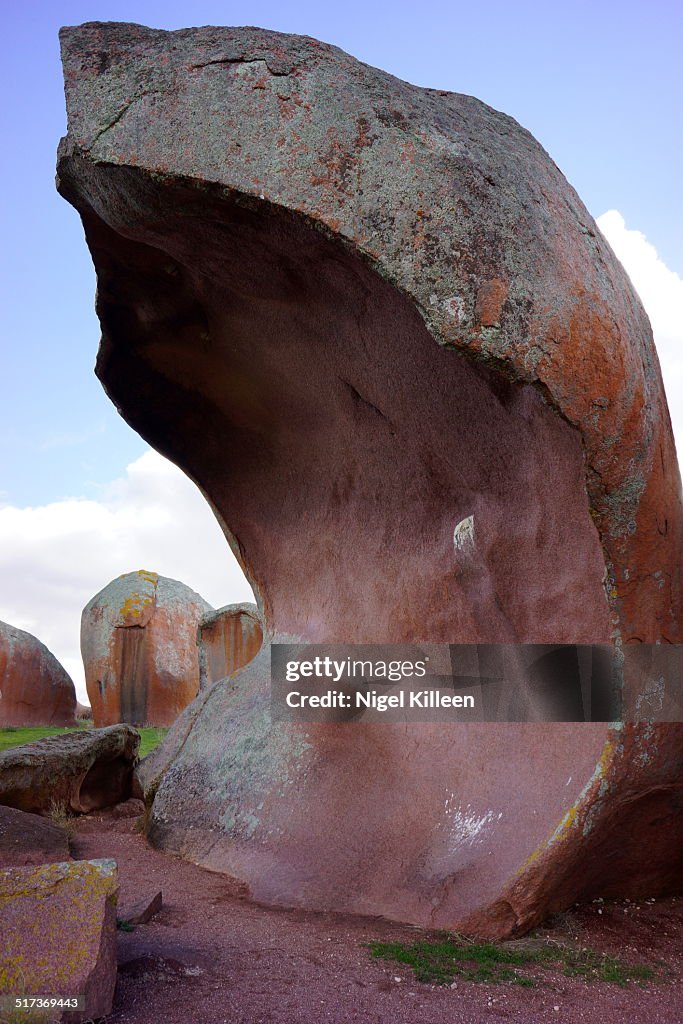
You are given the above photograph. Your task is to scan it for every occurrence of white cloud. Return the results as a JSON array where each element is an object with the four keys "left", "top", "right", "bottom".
[
  {"left": 597, "top": 210, "right": 683, "bottom": 466},
  {"left": 0, "top": 451, "right": 254, "bottom": 702}
]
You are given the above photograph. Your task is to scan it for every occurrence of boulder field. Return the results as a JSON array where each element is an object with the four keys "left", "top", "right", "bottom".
[{"left": 58, "top": 23, "right": 682, "bottom": 936}]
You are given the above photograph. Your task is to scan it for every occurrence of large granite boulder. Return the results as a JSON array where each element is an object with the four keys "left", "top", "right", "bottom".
[
  {"left": 58, "top": 24, "right": 682, "bottom": 937},
  {"left": 0, "top": 620, "right": 76, "bottom": 726},
  {"left": 0, "top": 725, "right": 140, "bottom": 814},
  {"left": 0, "top": 859, "right": 118, "bottom": 1022},
  {"left": 81, "top": 569, "right": 212, "bottom": 726},
  {"left": 198, "top": 603, "right": 262, "bottom": 689}
]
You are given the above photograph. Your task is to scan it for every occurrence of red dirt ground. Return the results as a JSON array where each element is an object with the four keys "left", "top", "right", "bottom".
[{"left": 72, "top": 815, "right": 683, "bottom": 1024}]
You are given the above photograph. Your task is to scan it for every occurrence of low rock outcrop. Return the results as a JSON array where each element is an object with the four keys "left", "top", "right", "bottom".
[
  {"left": 0, "top": 804, "right": 71, "bottom": 867},
  {"left": 198, "top": 603, "right": 262, "bottom": 689},
  {"left": 0, "top": 859, "right": 118, "bottom": 1022},
  {"left": 58, "top": 23, "right": 682, "bottom": 937},
  {"left": 0, "top": 620, "right": 76, "bottom": 726},
  {"left": 0, "top": 725, "right": 140, "bottom": 814},
  {"left": 81, "top": 569, "right": 212, "bottom": 726}
]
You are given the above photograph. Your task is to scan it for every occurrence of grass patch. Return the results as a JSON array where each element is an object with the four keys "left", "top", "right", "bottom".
[
  {"left": 0, "top": 726, "right": 83, "bottom": 752},
  {"left": 0, "top": 725, "right": 167, "bottom": 757},
  {"left": 368, "top": 936, "right": 655, "bottom": 988},
  {"left": 138, "top": 727, "right": 168, "bottom": 759}
]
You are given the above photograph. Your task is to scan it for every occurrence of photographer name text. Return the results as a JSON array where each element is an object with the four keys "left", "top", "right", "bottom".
[{"left": 285, "top": 689, "right": 474, "bottom": 711}]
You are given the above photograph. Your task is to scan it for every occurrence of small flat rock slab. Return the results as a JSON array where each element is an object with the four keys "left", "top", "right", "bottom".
[
  {"left": 0, "top": 858, "right": 118, "bottom": 1022},
  {"left": 0, "top": 804, "right": 71, "bottom": 867},
  {"left": 119, "top": 889, "right": 162, "bottom": 926}
]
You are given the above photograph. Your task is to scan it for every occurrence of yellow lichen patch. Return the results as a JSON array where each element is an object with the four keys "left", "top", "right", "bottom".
[
  {"left": 516, "top": 737, "right": 617, "bottom": 875},
  {"left": 119, "top": 570, "right": 158, "bottom": 623},
  {"left": 0, "top": 859, "right": 118, "bottom": 1013},
  {"left": 137, "top": 569, "right": 159, "bottom": 584},
  {"left": 558, "top": 804, "right": 578, "bottom": 832}
]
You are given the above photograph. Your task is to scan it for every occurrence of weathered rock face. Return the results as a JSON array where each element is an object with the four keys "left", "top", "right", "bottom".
[
  {"left": 0, "top": 725, "right": 140, "bottom": 815},
  {"left": 0, "top": 620, "right": 76, "bottom": 726},
  {"left": 81, "top": 569, "right": 212, "bottom": 726},
  {"left": 58, "top": 24, "right": 682, "bottom": 937},
  {"left": 0, "top": 804, "right": 71, "bottom": 867},
  {"left": 198, "top": 603, "right": 262, "bottom": 689},
  {"left": 75, "top": 700, "right": 92, "bottom": 720},
  {"left": 0, "top": 859, "right": 118, "bottom": 1022}
]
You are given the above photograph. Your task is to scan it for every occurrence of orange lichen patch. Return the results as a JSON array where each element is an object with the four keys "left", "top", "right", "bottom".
[{"left": 475, "top": 279, "right": 508, "bottom": 327}]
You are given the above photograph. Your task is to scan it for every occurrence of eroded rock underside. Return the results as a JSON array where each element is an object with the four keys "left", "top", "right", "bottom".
[{"left": 58, "top": 22, "right": 683, "bottom": 936}]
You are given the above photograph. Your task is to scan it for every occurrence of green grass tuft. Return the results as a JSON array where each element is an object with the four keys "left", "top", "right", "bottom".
[
  {"left": 137, "top": 727, "right": 168, "bottom": 759},
  {"left": 368, "top": 936, "right": 655, "bottom": 988}
]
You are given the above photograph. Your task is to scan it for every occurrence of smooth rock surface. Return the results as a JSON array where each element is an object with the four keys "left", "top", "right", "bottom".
[
  {"left": 198, "top": 603, "right": 262, "bottom": 689},
  {"left": 58, "top": 23, "right": 682, "bottom": 937},
  {"left": 0, "top": 725, "right": 140, "bottom": 814},
  {"left": 0, "top": 858, "right": 118, "bottom": 1022},
  {"left": 0, "top": 620, "right": 76, "bottom": 726},
  {"left": 0, "top": 804, "right": 71, "bottom": 867},
  {"left": 81, "top": 570, "right": 212, "bottom": 726}
]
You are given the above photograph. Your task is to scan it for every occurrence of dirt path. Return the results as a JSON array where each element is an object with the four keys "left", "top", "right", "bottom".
[{"left": 72, "top": 816, "right": 683, "bottom": 1024}]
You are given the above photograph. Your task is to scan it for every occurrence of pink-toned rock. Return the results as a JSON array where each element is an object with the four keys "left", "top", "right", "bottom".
[
  {"left": 58, "top": 24, "right": 682, "bottom": 939},
  {"left": 81, "top": 570, "right": 212, "bottom": 727},
  {"left": 109, "top": 796, "right": 145, "bottom": 819},
  {"left": 0, "top": 620, "right": 76, "bottom": 726},
  {"left": 0, "top": 725, "right": 140, "bottom": 815},
  {"left": 119, "top": 889, "right": 162, "bottom": 926},
  {"left": 75, "top": 700, "right": 92, "bottom": 720},
  {"left": 0, "top": 859, "right": 118, "bottom": 1022},
  {"left": 0, "top": 804, "right": 71, "bottom": 867},
  {"left": 198, "top": 603, "right": 262, "bottom": 689}
]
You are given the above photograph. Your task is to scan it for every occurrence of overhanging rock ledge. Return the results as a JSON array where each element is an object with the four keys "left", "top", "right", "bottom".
[{"left": 58, "top": 21, "right": 682, "bottom": 937}]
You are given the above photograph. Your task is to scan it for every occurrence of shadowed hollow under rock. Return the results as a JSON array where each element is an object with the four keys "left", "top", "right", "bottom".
[{"left": 58, "top": 22, "right": 682, "bottom": 937}]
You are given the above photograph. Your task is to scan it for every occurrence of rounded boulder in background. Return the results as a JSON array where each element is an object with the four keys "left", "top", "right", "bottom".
[
  {"left": 0, "top": 619, "right": 76, "bottom": 727},
  {"left": 81, "top": 570, "right": 212, "bottom": 727}
]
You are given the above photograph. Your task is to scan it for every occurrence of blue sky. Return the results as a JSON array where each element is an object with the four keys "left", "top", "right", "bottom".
[
  {"left": 2, "top": 0, "right": 681, "bottom": 506},
  {"left": 0, "top": 1, "right": 681, "bottom": 697}
]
